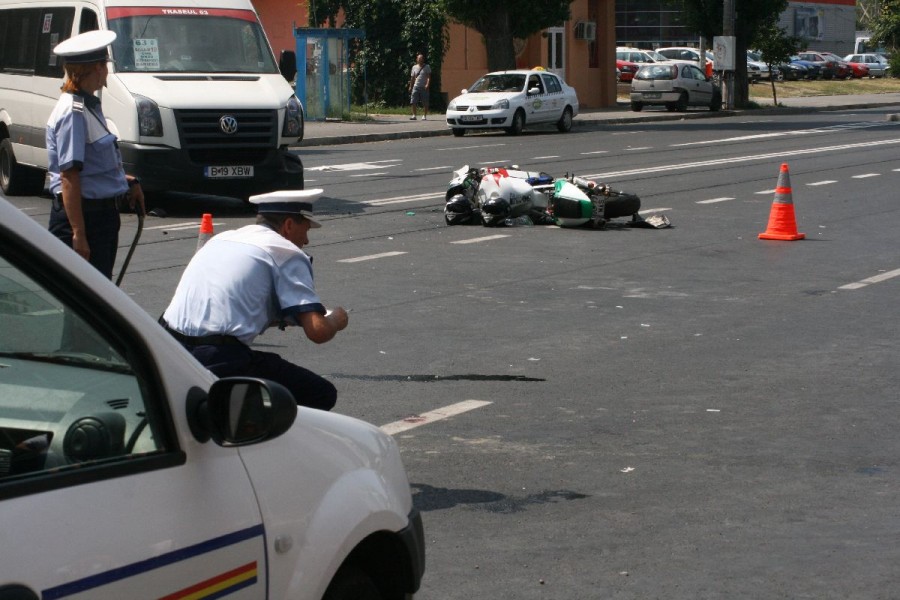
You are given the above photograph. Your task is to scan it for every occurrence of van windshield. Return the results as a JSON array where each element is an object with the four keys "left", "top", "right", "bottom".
[{"left": 107, "top": 7, "right": 278, "bottom": 74}]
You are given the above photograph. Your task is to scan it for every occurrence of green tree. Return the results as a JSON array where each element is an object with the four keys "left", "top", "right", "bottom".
[
  {"left": 871, "top": 0, "right": 900, "bottom": 77},
  {"left": 674, "top": 0, "right": 789, "bottom": 107},
  {"left": 754, "top": 22, "right": 802, "bottom": 105},
  {"left": 311, "top": 0, "right": 448, "bottom": 108},
  {"left": 442, "top": 0, "right": 573, "bottom": 72}
]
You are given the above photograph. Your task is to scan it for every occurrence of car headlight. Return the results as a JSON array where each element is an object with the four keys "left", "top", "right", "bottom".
[
  {"left": 135, "top": 95, "right": 162, "bottom": 137},
  {"left": 491, "top": 99, "right": 509, "bottom": 110},
  {"left": 282, "top": 95, "right": 304, "bottom": 139},
  {"left": 448, "top": 99, "right": 457, "bottom": 111}
]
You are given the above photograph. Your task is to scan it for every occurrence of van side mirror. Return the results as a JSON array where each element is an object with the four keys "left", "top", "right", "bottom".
[
  {"left": 528, "top": 87, "right": 541, "bottom": 95},
  {"left": 186, "top": 378, "right": 297, "bottom": 446},
  {"left": 279, "top": 50, "right": 298, "bottom": 83}
]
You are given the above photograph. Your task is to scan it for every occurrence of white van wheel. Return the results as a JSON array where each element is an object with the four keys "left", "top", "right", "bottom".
[{"left": 1, "top": 138, "right": 45, "bottom": 196}]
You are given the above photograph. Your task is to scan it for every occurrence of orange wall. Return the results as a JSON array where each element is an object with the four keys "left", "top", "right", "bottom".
[{"left": 253, "top": 0, "right": 617, "bottom": 108}]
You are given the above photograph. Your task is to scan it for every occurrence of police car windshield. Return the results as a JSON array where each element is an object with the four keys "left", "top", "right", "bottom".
[{"left": 108, "top": 12, "right": 278, "bottom": 74}]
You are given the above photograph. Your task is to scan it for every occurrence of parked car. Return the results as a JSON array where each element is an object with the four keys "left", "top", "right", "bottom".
[
  {"left": 790, "top": 55, "right": 823, "bottom": 79},
  {"left": 616, "top": 58, "right": 640, "bottom": 82},
  {"left": 0, "top": 197, "right": 425, "bottom": 599},
  {"left": 845, "top": 61, "right": 871, "bottom": 78},
  {"left": 774, "top": 61, "right": 809, "bottom": 81},
  {"left": 617, "top": 48, "right": 667, "bottom": 82},
  {"left": 797, "top": 51, "right": 852, "bottom": 79},
  {"left": 746, "top": 51, "right": 772, "bottom": 80},
  {"left": 844, "top": 53, "right": 889, "bottom": 77},
  {"left": 446, "top": 69, "right": 579, "bottom": 136},
  {"left": 630, "top": 61, "right": 722, "bottom": 112}
]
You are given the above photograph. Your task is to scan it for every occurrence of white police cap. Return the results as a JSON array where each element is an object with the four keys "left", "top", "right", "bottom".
[
  {"left": 53, "top": 30, "right": 117, "bottom": 64},
  {"left": 249, "top": 189, "right": 324, "bottom": 228}
]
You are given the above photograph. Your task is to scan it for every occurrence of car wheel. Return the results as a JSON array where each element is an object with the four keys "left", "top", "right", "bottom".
[
  {"left": 775, "top": 70, "right": 785, "bottom": 82},
  {"left": 556, "top": 107, "right": 573, "bottom": 133},
  {"left": 0, "top": 138, "right": 45, "bottom": 196},
  {"left": 322, "top": 565, "right": 382, "bottom": 600},
  {"left": 675, "top": 92, "right": 688, "bottom": 112},
  {"left": 710, "top": 90, "right": 722, "bottom": 112},
  {"left": 630, "top": 101, "right": 643, "bottom": 112},
  {"left": 506, "top": 110, "right": 525, "bottom": 136},
  {"left": 452, "top": 128, "right": 465, "bottom": 137}
]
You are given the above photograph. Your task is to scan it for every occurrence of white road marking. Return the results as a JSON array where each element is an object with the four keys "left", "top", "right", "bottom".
[
  {"left": 478, "top": 159, "right": 512, "bottom": 165},
  {"left": 532, "top": 155, "right": 560, "bottom": 159},
  {"left": 639, "top": 207, "right": 671, "bottom": 214},
  {"left": 381, "top": 400, "right": 492, "bottom": 435},
  {"left": 580, "top": 138, "right": 900, "bottom": 180},
  {"left": 756, "top": 189, "right": 776, "bottom": 195},
  {"left": 414, "top": 166, "right": 455, "bottom": 172},
  {"left": 625, "top": 147, "right": 652, "bottom": 151},
  {"left": 838, "top": 268, "right": 900, "bottom": 290},
  {"left": 807, "top": 180, "right": 837, "bottom": 186},
  {"left": 365, "top": 192, "right": 444, "bottom": 206},
  {"left": 145, "top": 221, "right": 226, "bottom": 232},
  {"left": 580, "top": 150, "right": 609, "bottom": 155},
  {"left": 852, "top": 173, "right": 880, "bottom": 179},
  {"left": 307, "top": 159, "right": 402, "bottom": 172},
  {"left": 671, "top": 122, "right": 887, "bottom": 147},
  {"left": 437, "top": 143, "right": 506, "bottom": 151},
  {"left": 338, "top": 251, "right": 407, "bottom": 263},
  {"left": 697, "top": 197, "right": 735, "bottom": 204},
  {"left": 451, "top": 234, "right": 510, "bottom": 244},
  {"left": 351, "top": 172, "right": 389, "bottom": 177}
]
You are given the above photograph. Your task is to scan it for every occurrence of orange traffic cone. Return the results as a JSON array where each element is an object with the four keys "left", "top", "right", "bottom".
[
  {"left": 759, "top": 163, "right": 805, "bottom": 241},
  {"left": 196, "top": 213, "right": 214, "bottom": 251}
]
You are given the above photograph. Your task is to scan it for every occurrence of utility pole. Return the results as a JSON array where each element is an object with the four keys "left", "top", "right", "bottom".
[{"left": 722, "top": 0, "right": 736, "bottom": 109}]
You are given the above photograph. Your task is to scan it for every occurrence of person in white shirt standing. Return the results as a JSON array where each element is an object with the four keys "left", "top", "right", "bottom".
[{"left": 408, "top": 53, "right": 431, "bottom": 121}]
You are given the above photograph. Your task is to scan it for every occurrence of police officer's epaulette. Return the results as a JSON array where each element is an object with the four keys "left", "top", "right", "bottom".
[{"left": 71, "top": 96, "right": 85, "bottom": 113}]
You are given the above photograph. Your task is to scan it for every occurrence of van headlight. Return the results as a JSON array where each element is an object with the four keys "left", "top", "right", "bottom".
[
  {"left": 282, "top": 96, "right": 304, "bottom": 139},
  {"left": 491, "top": 99, "right": 509, "bottom": 110},
  {"left": 136, "top": 95, "right": 162, "bottom": 137}
]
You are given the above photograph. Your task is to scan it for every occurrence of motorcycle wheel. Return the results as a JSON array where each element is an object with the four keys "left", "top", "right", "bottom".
[{"left": 597, "top": 191, "right": 641, "bottom": 220}]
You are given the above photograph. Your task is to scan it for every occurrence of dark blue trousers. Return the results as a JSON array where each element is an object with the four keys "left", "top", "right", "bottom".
[
  {"left": 49, "top": 201, "right": 120, "bottom": 279},
  {"left": 188, "top": 343, "right": 337, "bottom": 411}
]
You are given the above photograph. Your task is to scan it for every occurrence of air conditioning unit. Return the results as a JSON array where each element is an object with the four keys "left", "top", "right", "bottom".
[{"left": 574, "top": 21, "right": 596, "bottom": 42}]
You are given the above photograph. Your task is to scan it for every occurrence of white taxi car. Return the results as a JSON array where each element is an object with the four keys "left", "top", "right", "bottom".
[
  {"left": 0, "top": 197, "right": 424, "bottom": 599},
  {"left": 446, "top": 69, "right": 579, "bottom": 136}
]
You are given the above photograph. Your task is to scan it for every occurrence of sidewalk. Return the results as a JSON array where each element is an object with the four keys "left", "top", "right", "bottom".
[{"left": 299, "top": 92, "right": 900, "bottom": 147}]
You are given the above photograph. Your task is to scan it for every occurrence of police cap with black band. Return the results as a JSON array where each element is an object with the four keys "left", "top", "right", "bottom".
[
  {"left": 53, "top": 30, "right": 117, "bottom": 64},
  {"left": 249, "top": 189, "right": 324, "bottom": 228}
]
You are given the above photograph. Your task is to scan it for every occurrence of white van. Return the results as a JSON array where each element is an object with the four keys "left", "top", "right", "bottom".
[
  {"left": 0, "top": 0, "right": 304, "bottom": 198},
  {"left": 0, "top": 195, "right": 424, "bottom": 598}
]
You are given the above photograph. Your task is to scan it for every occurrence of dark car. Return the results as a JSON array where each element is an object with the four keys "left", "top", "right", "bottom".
[
  {"left": 797, "top": 51, "right": 851, "bottom": 79},
  {"left": 775, "top": 61, "right": 809, "bottom": 81},
  {"left": 790, "top": 55, "right": 822, "bottom": 79}
]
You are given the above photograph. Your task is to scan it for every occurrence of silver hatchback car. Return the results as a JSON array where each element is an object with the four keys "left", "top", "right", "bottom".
[{"left": 630, "top": 61, "right": 722, "bottom": 112}]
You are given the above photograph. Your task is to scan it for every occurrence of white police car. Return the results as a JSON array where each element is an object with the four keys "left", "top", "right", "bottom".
[
  {"left": 0, "top": 197, "right": 423, "bottom": 599},
  {"left": 446, "top": 68, "right": 579, "bottom": 137}
]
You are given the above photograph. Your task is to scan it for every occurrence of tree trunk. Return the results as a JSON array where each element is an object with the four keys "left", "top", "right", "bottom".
[{"left": 477, "top": 10, "right": 516, "bottom": 71}]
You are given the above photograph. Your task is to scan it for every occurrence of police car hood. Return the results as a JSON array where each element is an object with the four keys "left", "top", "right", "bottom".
[{"left": 114, "top": 73, "right": 292, "bottom": 109}]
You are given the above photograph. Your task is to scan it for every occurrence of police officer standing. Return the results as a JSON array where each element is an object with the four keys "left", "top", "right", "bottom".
[
  {"left": 161, "top": 189, "right": 349, "bottom": 411},
  {"left": 47, "top": 30, "right": 144, "bottom": 279}
]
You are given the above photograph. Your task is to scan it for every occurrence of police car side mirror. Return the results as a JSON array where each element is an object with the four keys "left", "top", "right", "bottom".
[{"left": 186, "top": 378, "right": 297, "bottom": 446}]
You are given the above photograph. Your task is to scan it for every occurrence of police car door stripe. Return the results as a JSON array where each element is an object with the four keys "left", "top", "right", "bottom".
[{"left": 42, "top": 524, "right": 265, "bottom": 599}]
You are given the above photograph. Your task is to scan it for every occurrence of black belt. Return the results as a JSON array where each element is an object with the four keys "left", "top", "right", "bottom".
[
  {"left": 53, "top": 192, "right": 125, "bottom": 211},
  {"left": 160, "top": 320, "right": 244, "bottom": 347}
]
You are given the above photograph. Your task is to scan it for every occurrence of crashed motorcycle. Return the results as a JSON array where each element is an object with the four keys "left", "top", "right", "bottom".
[{"left": 444, "top": 164, "right": 645, "bottom": 228}]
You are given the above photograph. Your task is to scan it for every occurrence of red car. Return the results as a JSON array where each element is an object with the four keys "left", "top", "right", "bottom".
[
  {"left": 616, "top": 59, "right": 640, "bottom": 82},
  {"left": 846, "top": 61, "right": 871, "bottom": 78}
]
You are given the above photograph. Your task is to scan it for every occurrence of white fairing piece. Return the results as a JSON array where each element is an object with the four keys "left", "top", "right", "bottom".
[{"left": 476, "top": 171, "right": 535, "bottom": 217}]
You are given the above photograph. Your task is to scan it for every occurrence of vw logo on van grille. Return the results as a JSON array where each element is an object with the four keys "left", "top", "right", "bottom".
[{"left": 219, "top": 115, "right": 239, "bottom": 134}]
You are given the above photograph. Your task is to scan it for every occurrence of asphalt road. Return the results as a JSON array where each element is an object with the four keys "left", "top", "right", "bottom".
[{"left": 7, "top": 106, "right": 900, "bottom": 598}]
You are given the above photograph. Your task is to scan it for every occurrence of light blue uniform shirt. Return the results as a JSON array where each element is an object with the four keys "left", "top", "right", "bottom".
[
  {"left": 46, "top": 92, "right": 128, "bottom": 199},
  {"left": 163, "top": 224, "right": 325, "bottom": 345}
]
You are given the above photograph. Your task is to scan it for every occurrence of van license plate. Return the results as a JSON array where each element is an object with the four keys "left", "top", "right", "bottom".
[
  {"left": 643, "top": 93, "right": 661, "bottom": 99},
  {"left": 205, "top": 165, "right": 254, "bottom": 178}
]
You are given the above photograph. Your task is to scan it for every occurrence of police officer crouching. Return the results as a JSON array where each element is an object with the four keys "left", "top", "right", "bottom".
[
  {"left": 47, "top": 30, "right": 144, "bottom": 279},
  {"left": 161, "top": 189, "right": 349, "bottom": 411}
]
